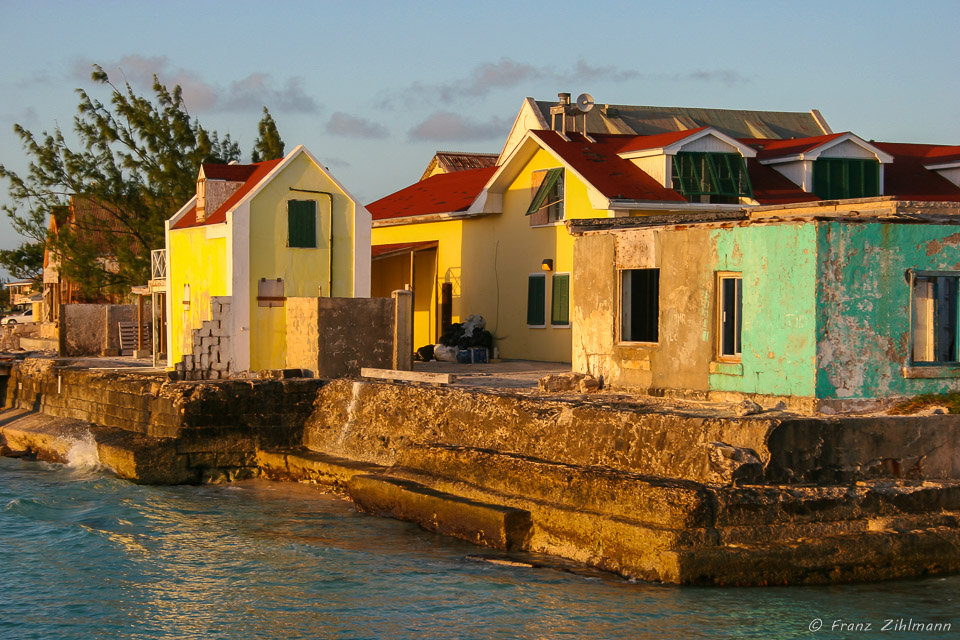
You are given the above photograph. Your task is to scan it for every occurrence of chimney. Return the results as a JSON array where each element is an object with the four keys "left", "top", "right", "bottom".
[{"left": 195, "top": 172, "right": 207, "bottom": 223}]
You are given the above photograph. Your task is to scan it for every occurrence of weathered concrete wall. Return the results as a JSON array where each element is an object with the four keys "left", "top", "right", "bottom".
[
  {"left": 573, "top": 223, "right": 816, "bottom": 401},
  {"left": 304, "top": 379, "right": 960, "bottom": 485},
  {"left": 816, "top": 221, "right": 960, "bottom": 402},
  {"left": 1, "top": 357, "right": 324, "bottom": 482},
  {"left": 286, "top": 296, "right": 396, "bottom": 377},
  {"left": 61, "top": 304, "right": 141, "bottom": 356},
  {"left": 709, "top": 223, "right": 818, "bottom": 397}
]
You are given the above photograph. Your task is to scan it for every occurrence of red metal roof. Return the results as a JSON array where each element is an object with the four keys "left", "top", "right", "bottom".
[
  {"left": 873, "top": 142, "right": 960, "bottom": 202},
  {"left": 367, "top": 166, "right": 496, "bottom": 221},
  {"left": 743, "top": 133, "right": 846, "bottom": 159},
  {"left": 616, "top": 127, "right": 707, "bottom": 153},
  {"left": 172, "top": 158, "right": 284, "bottom": 229},
  {"left": 746, "top": 160, "right": 820, "bottom": 205},
  {"left": 531, "top": 131, "right": 687, "bottom": 202}
]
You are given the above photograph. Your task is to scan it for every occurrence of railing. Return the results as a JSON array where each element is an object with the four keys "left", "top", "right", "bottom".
[{"left": 151, "top": 249, "right": 167, "bottom": 281}]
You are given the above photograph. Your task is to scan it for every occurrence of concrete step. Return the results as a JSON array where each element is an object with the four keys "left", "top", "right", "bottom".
[
  {"left": 347, "top": 474, "right": 532, "bottom": 551},
  {"left": 257, "top": 448, "right": 385, "bottom": 491},
  {"left": 663, "top": 524, "right": 960, "bottom": 586}
]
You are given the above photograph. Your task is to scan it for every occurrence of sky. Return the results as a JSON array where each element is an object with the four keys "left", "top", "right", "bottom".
[{"left": 1, "top": 0, "right": 959, "bottom": 262}]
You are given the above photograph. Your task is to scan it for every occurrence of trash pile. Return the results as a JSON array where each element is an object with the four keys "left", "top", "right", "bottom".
[{"left": 417, "top": 314, "right": 493, "bottom": 362}]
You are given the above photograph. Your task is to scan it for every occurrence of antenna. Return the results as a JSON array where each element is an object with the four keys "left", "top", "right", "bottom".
[{"left": 576, "top": 93, "right": 594, "bottom": 113}]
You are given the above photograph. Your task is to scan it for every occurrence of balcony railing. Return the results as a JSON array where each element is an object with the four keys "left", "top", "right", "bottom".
[{"left": 151, "top": 249, "right": 167, "bottom": 281}]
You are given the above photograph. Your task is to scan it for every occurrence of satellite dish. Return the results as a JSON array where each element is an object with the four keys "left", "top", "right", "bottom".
[{"left": 576, "top": 93, "right": 595, "bottom": 113}]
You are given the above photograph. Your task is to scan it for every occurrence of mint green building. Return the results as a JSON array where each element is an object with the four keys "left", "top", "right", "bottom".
[{"left": 571, "top": 199, "right": 960, "bottom": 412}]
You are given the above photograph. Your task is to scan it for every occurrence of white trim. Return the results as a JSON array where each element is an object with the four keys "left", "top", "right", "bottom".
[
  {"left": 498, "top": 97, "right": 549, "bottom": 164},
  {"left": 925, "top": 161, "right": 960, "bottom": 171},
  {"left": 372, "top": 209, "right": 493, "bottom": 228},
  {"left": 756, "top": 133, "right": 894, "bottom": 165},
  {"left": 617, "top": 128, "right": 758, "bottom": 160},
  {"left": 228, "top": 202, "right": 251, "bottom": 372},
  {"left": 204, "top": 224, "right": 227, "bottom": 240},
  {"left": 168, "top": 195, "right": 197, "bottom": 227},
  {"left": 164, "top": 218, "right": 173, "bottom": 368}
]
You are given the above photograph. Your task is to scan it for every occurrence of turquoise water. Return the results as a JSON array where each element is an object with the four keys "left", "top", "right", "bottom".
[{"left": 1, "top": 456, "right": 958, "bottom": 640}]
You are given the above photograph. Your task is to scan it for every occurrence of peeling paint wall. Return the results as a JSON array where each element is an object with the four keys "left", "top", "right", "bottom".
[
  {"left": 573, "top": 222, "right": 817, "bottom": 399},
  {"left": 815, "top": 221, "right": 960, "bottom": 400},
  {"left": 710, "top": 223, "right": 818, "bottom": 397}
]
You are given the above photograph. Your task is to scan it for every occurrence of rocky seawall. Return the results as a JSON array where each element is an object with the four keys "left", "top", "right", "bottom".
[{"left": 2, "top": 358, "right": 960, "bottom": 586}]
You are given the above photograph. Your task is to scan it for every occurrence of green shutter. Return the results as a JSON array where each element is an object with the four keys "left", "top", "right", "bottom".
[
  {"left": 288, "top": 200, "right": 317, "bottom": 248},
  {"left": 526, "top": 168, "right": 563, "bottom": 216},
  {"left": 671, "top": 152, "right": 752, "bottom": 201},
  {"left": 813, "top": 158, "right": 880, "bottom": 200},
  {"left": 551, "top": 274, "right": 569, "bottom": 325},
  {"left": 527, "top": 275, "right": 545, "bottom": 325}
]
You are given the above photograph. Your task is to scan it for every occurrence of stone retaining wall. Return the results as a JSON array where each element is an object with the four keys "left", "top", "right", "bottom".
[{"left": 2, "top": 357, "right": 324, "bottom": 482}]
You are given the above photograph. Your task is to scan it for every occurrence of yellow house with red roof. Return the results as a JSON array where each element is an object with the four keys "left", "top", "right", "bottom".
[
  {"left": 166, "top": 145, "right": 371, "bottom": 376},
  {"left": 369, "top": 96, "right": 960, "bottom": 365}
]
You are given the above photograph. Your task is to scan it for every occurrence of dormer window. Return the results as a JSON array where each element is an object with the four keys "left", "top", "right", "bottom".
[
  {"left": 671, "top": 152, "right": 752, "bottom": 204},
  {"left": 527, "top": 168, "right": 564, "bottom": 225},
  {"left": 813, "top": 158, "right": 880, "bottom": 200}
]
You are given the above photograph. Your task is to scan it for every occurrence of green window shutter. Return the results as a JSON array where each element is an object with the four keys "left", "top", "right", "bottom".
[
  {"left": 813, "top": 158, "right": 880, "bottom": 200},
  {"left": 672, "top": 152, "right": 752, "bottom": 201},
  {"left": 527, "top": 274, "right": 545, "bottom": 325},
  {"left": 288, "top": 200, "right": 317, "bottom": 248},
  {"left": 551, "top": 274, "right": 570, "bottom": 325},
  {"left": 526, "top": 168, "right": 563, "bottom": 216}
]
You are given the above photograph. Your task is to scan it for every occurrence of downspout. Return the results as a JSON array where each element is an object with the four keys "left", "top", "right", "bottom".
[{"left": 290, "top": 188, "right": 334, "bottom": 296}]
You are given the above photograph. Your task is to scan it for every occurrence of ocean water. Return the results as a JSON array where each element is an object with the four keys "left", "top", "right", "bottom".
[{"left": 1, "top": 455, "right": 958, "bottom": 640}]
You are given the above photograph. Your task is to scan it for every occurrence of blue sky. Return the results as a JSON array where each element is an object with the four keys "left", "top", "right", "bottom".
[{"left": 1, "top": 0, "right": 959, "bottom": 258}]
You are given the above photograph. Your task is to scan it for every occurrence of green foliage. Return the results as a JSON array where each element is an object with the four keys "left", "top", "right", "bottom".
[
  {"left": 251, "top": 107, "right": 285, "bottom": 163},
  {"left": 0, "top": 65, "right": 243, "bottom": 297},
  {"left": 0, "top": 241, "right": 44, "bottom": 281}
]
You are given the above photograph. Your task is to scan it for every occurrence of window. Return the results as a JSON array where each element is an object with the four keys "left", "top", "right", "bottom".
[
  {"left": 718, "top": 274, "right": 743, "bottom": 359},
  {"left": 526, "top": 168, "right": 564, "bottom": 225},
  {"left": 672, "top": 152, "right": 752, "bottom": 204},
  {"left": 288, "top": 200, "right": 317, "bottom": 248},
  {"left": 551, "top": 274, "right": 570, "bottom": 326},
  {"left": 813, "top": 158, "right": 880, "bottom": 200},
  {"left": 620, "top": 269, "right": 659, "bottom": 342},
  {"left": 912, "top": 273, "right": 959, "bottom": 363},
  {"left": 527, "top": 274, "right": 546, "bottom": 326}
]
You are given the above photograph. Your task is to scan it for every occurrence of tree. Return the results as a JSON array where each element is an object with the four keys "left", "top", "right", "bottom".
[
  {"left": 0, "top": 241, "right": 44, "bottom": 281},
  {"left": 250, "top": 107, "right": 285, "bottom": 163},
  {"left": 0, "top": 65, "right": 242, "bottom": 297}
]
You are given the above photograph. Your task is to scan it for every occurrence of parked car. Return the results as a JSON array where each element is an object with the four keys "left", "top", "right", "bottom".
[{"left": 3, "top": 309, "right": 35, "bottom": 324}]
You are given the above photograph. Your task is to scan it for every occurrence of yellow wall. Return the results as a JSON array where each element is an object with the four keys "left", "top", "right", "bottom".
[
  {"left": 372, "top": 220, "right": 463, "bottom": 349},
  {"left": 167, "top": 225, "right": 228, "bottom": 366},
  {"left": 369, "top": 147, "right": 607, "bottom": 363},
  {"left": 247, "top": 152, "right": 358, "bottom": 371}
]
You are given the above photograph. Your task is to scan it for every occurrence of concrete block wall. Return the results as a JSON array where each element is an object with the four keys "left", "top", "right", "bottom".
[{"left": 175, "top": 296, "right": 233, "bottom": 380}]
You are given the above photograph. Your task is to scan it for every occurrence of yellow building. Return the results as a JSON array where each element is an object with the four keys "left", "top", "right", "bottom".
[
  {"left": 166, "top": 145, "right": 371, "bottom": 374},
  {"left": 369, "top": 96, "right": 833, "bottom": 363}
]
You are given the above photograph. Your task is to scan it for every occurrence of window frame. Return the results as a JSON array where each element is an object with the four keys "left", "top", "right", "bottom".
[
  {"left": 618, "top": 268, "right": 660, "bottom": 345},
  {"left": 527, "top": 168, "right": 565, "bottom": 226},
  {"left": 716, "top": 272, "right": 743, "bottom": 362},
  {"left": 287, "top": 199, "right": 318, "bottom": 248},
  {"left": 526, "top": 273, "right": 547, "bottom": 328},
  {"left": 909, "top": 269, "right": 960, "bottom": 365},
  {"left": 550, "top": 272, "right": 571, "bottom": 328}
]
